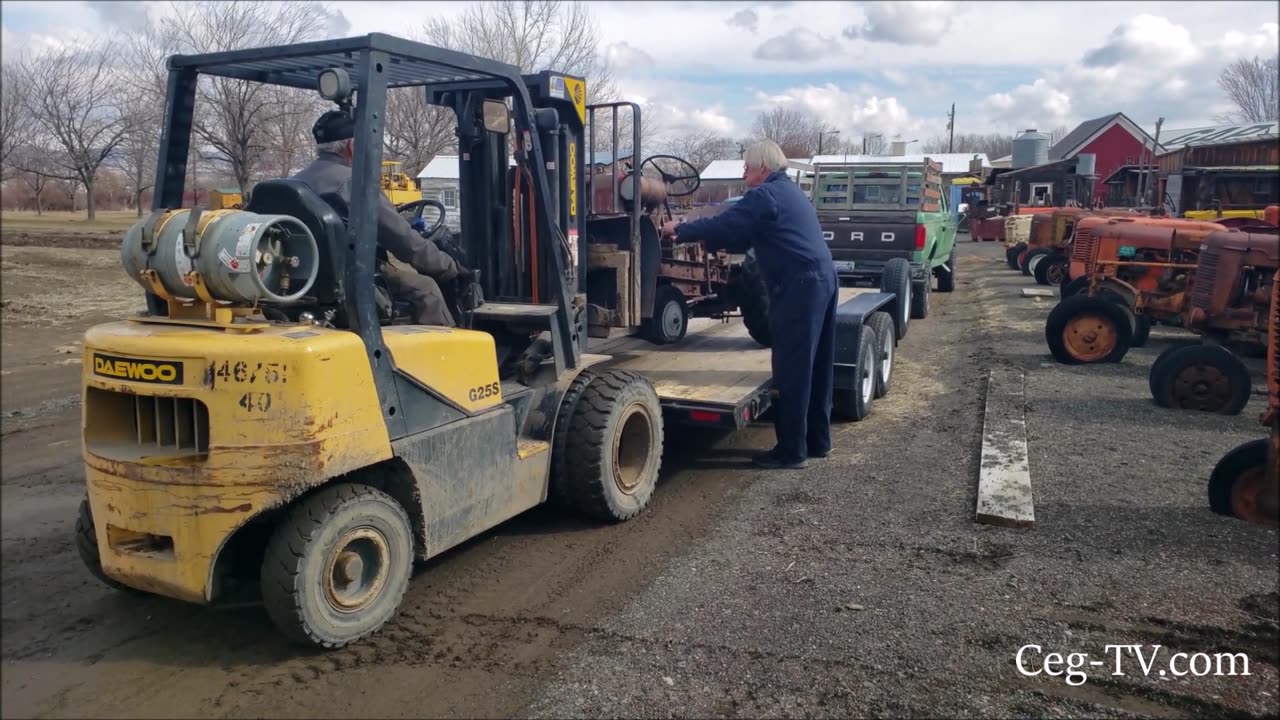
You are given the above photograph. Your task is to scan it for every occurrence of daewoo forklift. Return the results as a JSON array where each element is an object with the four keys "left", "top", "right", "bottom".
[{"left": 74, "top": 33, "right": 669, "bottom": 649}]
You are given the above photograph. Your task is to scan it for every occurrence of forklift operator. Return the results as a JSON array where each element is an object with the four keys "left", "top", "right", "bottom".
[
  {"left": 293, "top": 110, "right": 471, "bottom": 327},
  {"left": 660, "top": 140, "right": 837, "bottom": 470}
]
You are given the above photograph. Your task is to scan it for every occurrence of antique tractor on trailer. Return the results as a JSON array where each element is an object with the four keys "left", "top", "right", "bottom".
[
  {"left": 581, "top": 103, "right": 771, "bottom": 346},
  {"left": 1148, "top": 230, "right": 1279, "bottom": 415},
  {"left": 1207, "top": 267, "right": 1279, "bottom": 527}
]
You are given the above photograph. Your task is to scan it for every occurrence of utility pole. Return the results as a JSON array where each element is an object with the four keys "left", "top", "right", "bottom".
[
  {"left": 818, "top": 128, "right": 840, "bottom": 156},
  {"left": 946, "top": 102, "right": 955, "bottom": 153},
  {"left": 1145, "top": 117, "right": 1164, "bottom": 207},
  {"left": 1136, "top": 117, "right": 1164, "bottom": 207}
]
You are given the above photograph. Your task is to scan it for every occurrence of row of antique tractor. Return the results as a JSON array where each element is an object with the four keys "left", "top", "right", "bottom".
[{"left": 1002, "top": 205, "right": 1279, "bottom": 528}]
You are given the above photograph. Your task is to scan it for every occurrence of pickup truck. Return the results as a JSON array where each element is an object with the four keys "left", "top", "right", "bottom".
[{"left": 811, "top": 159, "right": 957, "bottom": 321}]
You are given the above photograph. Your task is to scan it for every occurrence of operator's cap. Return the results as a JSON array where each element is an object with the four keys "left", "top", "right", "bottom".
[{"left": 312, "top": 109, "right": 355, "bottom": 143}]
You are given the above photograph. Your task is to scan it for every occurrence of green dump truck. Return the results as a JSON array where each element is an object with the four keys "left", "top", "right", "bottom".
[{"left": 811, "top": 158, "right": 958, "bottom": 325}]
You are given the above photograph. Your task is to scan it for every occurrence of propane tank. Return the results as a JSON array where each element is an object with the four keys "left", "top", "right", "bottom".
[
  {"left": 619, "top": 174, "right": 668, "bottom": 208},
  {"left": 121, "top": 209, "right": 319, "bottom": 305}
]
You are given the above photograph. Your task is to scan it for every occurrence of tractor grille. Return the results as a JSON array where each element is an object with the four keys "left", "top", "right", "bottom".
[
  {"left": 84, "top": 387, "right": 209, "bottom": 456},
  {"left": 1071, "top": 228, "right": 1096, "bottom": 269},
  {"left": 1189, "top": 247, "right": 1221, "bottom": 311}
]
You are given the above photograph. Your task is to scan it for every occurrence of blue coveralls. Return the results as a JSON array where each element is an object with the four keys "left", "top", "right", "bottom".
[{"left": 676, "top": 170, "right": 838, "bottom": 464}]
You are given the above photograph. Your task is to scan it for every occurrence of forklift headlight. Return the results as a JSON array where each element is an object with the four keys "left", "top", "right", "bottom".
[
  {"left": 318, "top": 68, "right": 353, "bottom": 103},
  {"left": 482, "top": 99, "right": 510, "bottom": 134}
]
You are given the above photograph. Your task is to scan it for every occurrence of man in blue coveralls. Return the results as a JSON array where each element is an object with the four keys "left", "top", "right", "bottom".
[{"left": 661, "top": 140, "right": 838, "bottom": 470}]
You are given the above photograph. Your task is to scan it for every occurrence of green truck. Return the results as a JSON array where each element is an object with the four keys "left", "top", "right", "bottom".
[{"left": 811, "top": 158, "right": 957, "bottom": 332}]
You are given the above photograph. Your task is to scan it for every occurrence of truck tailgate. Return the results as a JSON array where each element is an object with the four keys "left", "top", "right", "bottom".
[{"left": 817, "top": 210, "right": 918, "bottom": 271}]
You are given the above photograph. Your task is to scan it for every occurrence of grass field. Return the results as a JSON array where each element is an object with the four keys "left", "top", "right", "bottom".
[{"left": 0, "top": 210, "right": 140, "bottom": 234}]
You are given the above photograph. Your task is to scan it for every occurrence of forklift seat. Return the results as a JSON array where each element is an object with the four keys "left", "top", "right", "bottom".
[{"left": 246, "top": 179, "right": 348, "bottom": 309}]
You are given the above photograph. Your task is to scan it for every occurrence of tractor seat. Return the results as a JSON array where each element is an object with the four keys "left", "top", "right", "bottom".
[{"left": 246, "top": 179, "right": 347, "bottom": 309}]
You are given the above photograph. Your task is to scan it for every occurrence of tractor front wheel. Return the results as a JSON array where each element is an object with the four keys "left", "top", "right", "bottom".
[
  {"left": 1006, "top": 242, "right": 1027, "bottom": 270},
  {"left": 1034, "top": 253, "right": 1069, "bottom": 286},
  {"left": 1207, "top": 438, "right": 1276, "bottom": 527},
  {"left": 1044, "top": 294, "right": 1134, "bottom": 365},
  {"left": 646, "top": 285, "right": 688, "bottom": 345},
  {"left": 1149, "top": 343, "right": 1252, "bottom": 414}
]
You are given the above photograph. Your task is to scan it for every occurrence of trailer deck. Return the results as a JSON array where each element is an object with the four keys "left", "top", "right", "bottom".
[{"left": 589, "top": 288, "right": 872, "bottom": 428}]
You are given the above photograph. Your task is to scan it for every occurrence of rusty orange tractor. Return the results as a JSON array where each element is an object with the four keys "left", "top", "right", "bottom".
[
  {"left": 1045, "top": 218, "right": 1226, "bottom": 364},
  {"left": 1148, "top": 231, "right": 1279, "bottom": 415},
  {"left": 1206, "top": 267, "right": 1278, "bottom": 527},
  {"left": 1020, "top": 208, "right": 1086, "bottom": 284}
]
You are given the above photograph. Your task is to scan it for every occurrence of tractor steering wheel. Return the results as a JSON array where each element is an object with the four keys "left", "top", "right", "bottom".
[
  {"left": 396, "top": 199, "right": 447, "bottom": 238},
  {"left": 640, "top": 155, "right": 701, "bottom": 198}
]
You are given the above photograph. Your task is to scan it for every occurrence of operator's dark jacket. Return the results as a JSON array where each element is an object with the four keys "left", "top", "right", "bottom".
[
  {"left": 675, "top": 169, "right": 838, "bottom": 464},
  {"left": 292, "top": 150, "right": 461, "bottom": 326}
]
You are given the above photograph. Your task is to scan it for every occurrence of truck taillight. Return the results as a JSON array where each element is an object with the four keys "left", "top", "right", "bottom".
[{"left": 914, "top": 224, "right": 926, "bottom": 250}]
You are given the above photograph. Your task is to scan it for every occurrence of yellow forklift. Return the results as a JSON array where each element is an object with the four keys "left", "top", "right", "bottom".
[{"left": 75, "top": 34, "right": 665, "bottom": 648}]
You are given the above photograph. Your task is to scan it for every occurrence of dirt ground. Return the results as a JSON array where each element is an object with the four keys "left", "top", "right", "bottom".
[{"left": 0, "top": 231, "right": 1275, "bottom": 719}]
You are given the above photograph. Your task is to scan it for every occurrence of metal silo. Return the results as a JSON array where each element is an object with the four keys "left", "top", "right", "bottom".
[{"left": 1012, "top": 128, "right": 1050, "bottom": 168}]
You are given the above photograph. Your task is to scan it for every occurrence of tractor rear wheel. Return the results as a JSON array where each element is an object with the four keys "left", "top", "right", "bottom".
[
  {"left": 563, "top": 370, "right": 664, "bottom": 522},
  {"left": 1045, "top": 294, "right": 1134, "bottom": 364},
  {"left": 1149, "top": 343, "right": 1252, "bottom": 414},
  {"left": 736, "top": 249, "right": 771, "bottom": 347},
  {"left": 833, "top": 328, "right": 878, "bottom": 421},
  {"left": 867, "top": 311, "right": 896, "bottom": 398},
  {"left": 1207, "top": 438, "right": 1275, "bottom": 526},
  {"left": 75, "top": 498, "right": 143, "bottom": 594},
  {"left": 261, "top": 483, "right": 414, "bottom": 649}
]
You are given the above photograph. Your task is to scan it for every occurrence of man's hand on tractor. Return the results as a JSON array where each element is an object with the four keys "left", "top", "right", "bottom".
[{"left": 661, "top": 218, "right": 682, "bottom": 239}]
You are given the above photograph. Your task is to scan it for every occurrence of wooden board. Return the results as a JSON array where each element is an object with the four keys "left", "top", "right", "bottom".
[
  {"left": 975, "top": 366, "right": 1035, "bottom": 528},
  {"left": 593, "top": 288, "right": 868, "bottom": 408}
]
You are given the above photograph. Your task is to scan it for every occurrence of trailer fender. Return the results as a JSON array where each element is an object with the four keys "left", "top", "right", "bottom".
[{"left": 833, "top": 292, "right": 895, "bottom": 392}]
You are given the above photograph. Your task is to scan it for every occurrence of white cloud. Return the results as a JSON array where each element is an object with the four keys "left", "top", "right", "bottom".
[
  {"left": 843, "top": 1, "right": 959, "bottom": 46},
  {"left": 981, "top": 79, "right": 1073, "bottom": 131},
  {"left": 605, "top": 41, "right": 655, "bottom": 70},
  {"left": 727, "top": 8, "right": 759, "bottom": 33},
  {"left": 750, "top": 83, "right": 923, "bottom": 138},
  {"left": 1213, "top": 22, "right": 1279, "bottom": 59},
  {"left": 753, "top": 28, "right": 842, "bottom": 61},
  {"left": 1081, "top": 14, "right": 1200, "bottom": 68}
]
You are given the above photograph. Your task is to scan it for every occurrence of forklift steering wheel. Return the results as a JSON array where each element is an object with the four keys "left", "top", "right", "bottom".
[
  {"left": 640, "top": 155, "right": 701, "bottom": 198},
  {"left": 396, "top": 199, "right": 447, "bottom": 238}
]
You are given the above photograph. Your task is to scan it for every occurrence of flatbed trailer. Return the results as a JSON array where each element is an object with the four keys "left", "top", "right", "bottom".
[{"left": 588, "top": 288, "right": 900, "bottom": 428}]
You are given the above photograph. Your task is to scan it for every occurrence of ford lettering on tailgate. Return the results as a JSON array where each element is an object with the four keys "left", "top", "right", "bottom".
[{"left": 93, "top": 353, "right": 184, "bottom": 385}]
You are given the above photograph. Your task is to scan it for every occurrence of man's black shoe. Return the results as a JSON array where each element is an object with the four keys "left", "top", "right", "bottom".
[
  {"left": 751, "top": 450, "right": 809, "bottom": 470},
  {"left": 808, "top": 448, "right": 831, "bottom": 459}
]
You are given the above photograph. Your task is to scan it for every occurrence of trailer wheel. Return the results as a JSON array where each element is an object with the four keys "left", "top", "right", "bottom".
[
  {"left": 1045, "top": 294, "right": 1134, "bottom": 365},
  {"left": 564, "top": 370, "right": 663, "bottom": 522},
  {"left": 737, "top": 249, "right": 772, "bottom": 347},
  {"left": 1149, "top": 343, "right": 1252, "bottom": 415},
  {"left": 1207, "top": 438, "right": 1274, "bottom": 526},
  {"left": 910, "top": 279, "right": 930, "bottom": 319},
  {"left": 879, "top": 257, "right": 912, "bottom": 340},
  {"left": 936, "top": 246, "right": 957, "bottom": 293},
  {"left": 549, "top": 368, "right": 598, "bottom": 508},
  {"left": 1022, "top": 247, "right": 1050, "bottom": 276},
  {"left": 833, "top": 328, "right": 877, "bottom": 421},
  {"left": 867, "top": 311, "right": 896, "bottom": 398},
  {"left": 646, "top": 285, "right": 688, "bottom": 345},
  {"left": 75, "top": 497, "right": 143, "bottom": 594},
  {"left": 261, "top": 483, "right": 414, "bottom": 649},
  {"left": 1034, "top": 254, "right": 1068, "bottom": 286}
]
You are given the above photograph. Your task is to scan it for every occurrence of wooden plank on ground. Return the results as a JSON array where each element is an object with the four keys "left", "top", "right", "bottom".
[
  {"left": 1021, "top": 288, "right": 1056, "bottom": 297},
  {"left": 975, "top": 366, "right": 1035, "bottom": 528}
]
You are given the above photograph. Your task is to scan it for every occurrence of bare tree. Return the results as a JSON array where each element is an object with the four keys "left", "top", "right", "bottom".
[
  {"left": 922, "top": 132, "right": 1012, "bottom": 158},
  {"left": 15, "top": 45, "right": 129, "bottom": 220},
  {"left": 1048, "top": 125, "right": 1070, "bottom": 146},
  {"left": 750, "top": 107, "right": 823, "bottom": 158},
  {"left": 658, "top": 131, "right": 739, "bottom": 171},
  {"left": 384, "top": 86, "right": 456, "bottom": 177},
  {"left": 1, "top": 61, "right": 35, "bottom": 181},
  {"left": 261, "top": 87, "right": 325, "bottom": 179},
  {"left": 12, "top": 146, "right": 55, "bottom": 214},
  {"left": 157, "top": 1, "right": 332, "bottom": 193},
  {"left": 1216, "top": 55, "right": 1279, "bottom": 123},
  {"left": 855, "top": 134, "right": 887, "bottom": 155}
]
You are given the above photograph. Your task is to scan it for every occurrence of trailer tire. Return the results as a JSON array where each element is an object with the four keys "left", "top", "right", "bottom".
[
  {"left": 1034, "top": 253, "right": 1068, "bottom": 286},
  {"left": 1149, "top": 343, "right": 1252, "bottom": 415},
  {"left": 833, "top": 328, "right": 877, "bottom": 422},
  {"left": 261, "top": 483, "right": 414, "bottom": 649},
  {"left": 646, "top": 285, "right": 688, "bottom": 345},
  {"left": 1207, "top": 438, "right": 1272, "bottom": 525},
  {"left": 564, "top": 370, "right": 663, "bottom": 522},
  {"left": 737, "top": 249, "right": 771, "bottom": 347},
  {"left": 936, "top": 247, "right": 957, "bottom": 293},
  {"left": 550, "top": 368, "right": 598, "bottom": 509},
  {"left": 867, "top": 311, "right": 896, "bottom": 398},
  {"left": 1022, "top": 247, "right": 1050, "bottom": 276},
  {"left": 1045, "top": 294, "right": 1133, "bottom": 365},
  {"left": 75, "top": 498, "right": 143, "bottom": 594},
  {"left": 879, "top": 257, "right": 912, "bottom": 340},
  {"left": 910, "top": 279, "right": 930, "bottom": 319}
]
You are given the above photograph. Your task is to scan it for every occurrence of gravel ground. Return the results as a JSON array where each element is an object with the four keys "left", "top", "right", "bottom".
[{"left": 523, "top": 241, "right": 1278, "bottom": 719}]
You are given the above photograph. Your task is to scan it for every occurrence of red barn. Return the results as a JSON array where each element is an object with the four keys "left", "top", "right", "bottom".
[{"left": 1048, "top": 113, "right": 1157, "bottom": 205}]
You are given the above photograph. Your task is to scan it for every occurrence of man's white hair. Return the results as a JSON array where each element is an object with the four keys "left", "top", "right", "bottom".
[
  {"left": 316, "top": 139, "right": 350, "bottom": 156},
  {"left": 743, "top": 140, "right": 789, "bottom": 173}
]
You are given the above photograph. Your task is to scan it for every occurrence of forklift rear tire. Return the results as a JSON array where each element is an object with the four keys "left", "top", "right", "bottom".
[
  {"left": 1149, "top": 343, "right": 1252, "bottom": 415},
  {"left": 646, "top": 285, "right": 688, "bottom": 345},
  {"left": 261, "top": 483, "right": 414, "bottom": 649},
  {"left": 737, "top": 249, "right": 772, "bottom": 347},
  {"left": 867, "top": 311, "right": 896, "bottom": 398},
  {"left": 833, "top": 328, "right": 878, "bottom": 421},
  {"left": 1207, "top": 438, "right": 1273, "bottom": 525},
  {"left": 564, "top": 370, "right": 663, "bottom": 522},
  {"left": 1045, "top": 294, "right": 1134, "bottom": 365},
  {"left": 936, "top": 247, "right": 957, "bottom": 293},
  {"left": 880, "top": 257, "right": 912, "bottom": 340},
  {"left": 75, "top": 498, "right": 142, "bottom": 594}
]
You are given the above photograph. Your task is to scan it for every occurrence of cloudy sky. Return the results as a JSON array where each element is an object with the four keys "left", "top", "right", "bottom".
[{"left": 2, "top": 1, "right": 1276, "bottom": 144}]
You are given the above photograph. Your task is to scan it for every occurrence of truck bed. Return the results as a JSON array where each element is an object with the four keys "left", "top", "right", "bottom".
[{"left": 589, "top": 288, "right": 869, "bottom": 428}]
